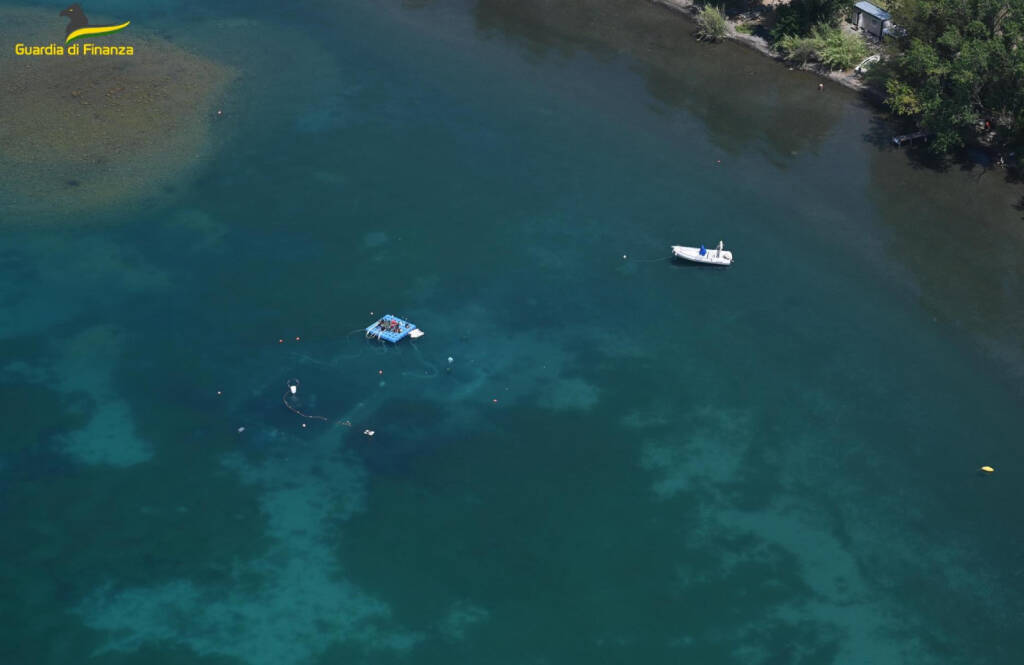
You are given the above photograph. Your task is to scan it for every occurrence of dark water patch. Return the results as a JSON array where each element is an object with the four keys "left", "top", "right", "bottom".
[
  {"left": 864, "top": 145, "right": 1024, "bottom": 390},
  {"left": 0, "top": 454, "right": 269, "bottom": 663},
  {"left": 0, "top": 382, "right": 91, "bottom": 456},
  {"left": 334, "top": 399, "right": 825, "bottom": 662},
  {"left": 350, "top": 399, "right": 462, "bottom": 475},
  {"left": 0, "top": 455, "right": 270, "bottom": 588},
  {"left": 0, "top": 307, "right": 277, "bottom": 662},
  {"left": 473, "top": 0, "right": 846, "bottom": 163},
  {"left": 91, "top": 646, "right": 246, "bottom": 665}
]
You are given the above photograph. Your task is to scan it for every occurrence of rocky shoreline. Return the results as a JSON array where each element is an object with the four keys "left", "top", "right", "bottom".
[{"left": 651, "top": 0, "right": 884, "bottom": 100}]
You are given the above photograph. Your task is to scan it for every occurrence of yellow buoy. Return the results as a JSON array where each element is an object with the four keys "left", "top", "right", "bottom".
[{"left": 980, "top": 466, "right": 995, "bottom": 473}]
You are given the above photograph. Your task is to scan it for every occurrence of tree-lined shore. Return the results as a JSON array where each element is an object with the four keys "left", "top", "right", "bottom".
[{"left": 660, "top": 0, "right": 1024, "bottom": 162}]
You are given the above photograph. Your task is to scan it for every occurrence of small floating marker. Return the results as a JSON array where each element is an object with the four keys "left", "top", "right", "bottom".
[
  {"left": 278, "top": 339, "right": 284, "bottom": 344},
  {"left": 378, "top": 369, "right": 383, "bottom": 375},
  {"left": 448, "top": 356, "right": 454, "bottom": 364},
  {"left": 237, "top": 426, "right": 245, "bottom": 433},
  {"left": 363, "top": 429, "right": 375, "bottom": 437},
  {"left": 289, "top": 385, "right": 297, "bottom": 395},
  {"left": 980, "top": 466, "right": 995, "bottom": 474},
  {"left": 217, "top": 390, "right": 222, "bottom": 396},
  {"left": 623, "top": 254, "right": 627, "bottom": 259},
  {"left": 295, "top": 336, "right": 301, "bottom": 341},
  {"left": 492, "top": 398, "right": 498, "bottom": 403}
]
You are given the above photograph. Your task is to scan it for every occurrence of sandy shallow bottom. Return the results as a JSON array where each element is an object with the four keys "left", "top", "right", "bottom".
[{"left": 0, "top": 6, "right": 238, "bottom": 221}]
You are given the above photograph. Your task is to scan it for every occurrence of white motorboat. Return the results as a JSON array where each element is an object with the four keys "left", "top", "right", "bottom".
[
  {"left": 672, "top": 241, "right": 733, "bottom": 266},
  {"left": 855, "top": 54, "right": 880, "bottom": 75}
]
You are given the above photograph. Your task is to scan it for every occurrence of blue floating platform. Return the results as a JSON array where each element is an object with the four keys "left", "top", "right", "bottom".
[{"left": 365, "top": 314, "right": 422, "bottom": 343}]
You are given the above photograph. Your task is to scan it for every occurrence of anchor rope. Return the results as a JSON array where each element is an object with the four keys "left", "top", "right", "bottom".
[
  {"left": 282, "top": 392, "right": 328, "bottom": 421},
  {"left": 400, "top": 342, "right": 439, "bottom": 379},
  {"left": 628, "top": 256, "right": 671, "bottom": 263}
]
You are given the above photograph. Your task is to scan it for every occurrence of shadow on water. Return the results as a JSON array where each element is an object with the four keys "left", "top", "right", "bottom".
[
  {"left": 837, "top": 61, "right": 1024, "bottom": 380},
  {"left": 668, "top": 258, "right": 730, "bottom": 270},
  {"left": 863, "top": 139, "right": 1024, "bottom": 391},
  {"left": 859, "top": 65, "right": 1024, "bottom": 196},
  {"left": 472, "top": 0, "right": 845, "bottom": 165},
  {"left": 861, "top": 115, "right": 954, "bottom": 172}
]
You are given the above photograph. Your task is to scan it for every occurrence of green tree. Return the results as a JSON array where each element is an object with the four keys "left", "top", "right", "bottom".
[
  {"left": 696, "top": 6, "right": 728, "bottom": 42},
  {"left": 820, "top": 26, "right": 869, "bottom": 69},
  {"left": 771, "top": 0, "right": 849, "bottom": 41},
  {"left": 777, "top": 24, "right": 869, "bottom": 69},
  {"left": 885, "top": 0, "right": 1024, "bottom": 153},
  {"left": 778, "top": 33, "right": 820, "bottom": 63}
]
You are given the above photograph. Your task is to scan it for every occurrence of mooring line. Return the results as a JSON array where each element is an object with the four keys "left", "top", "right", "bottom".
[
  {"left": 400, "top": 342, "right": 439, "bottom": 379},
  {"left": 282, "top": 392, "right": 328, "bottom": 421},
  {"left": 626, "top": 255, "right": 671, "bottom": 263}
]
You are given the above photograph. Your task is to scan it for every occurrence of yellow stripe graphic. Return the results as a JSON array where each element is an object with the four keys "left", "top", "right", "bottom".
[{"left": 65, "top": 21, "right": 131, "bottom": 44}]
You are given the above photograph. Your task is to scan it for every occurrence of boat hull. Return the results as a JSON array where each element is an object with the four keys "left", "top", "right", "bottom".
[{"left": 671, "top": 245, "right": 733, "bottom": 266}]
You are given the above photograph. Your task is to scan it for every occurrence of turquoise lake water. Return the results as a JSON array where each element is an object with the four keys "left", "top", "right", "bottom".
[{"left": 3, "top": 1, "right": 1024, "bottom": 663}]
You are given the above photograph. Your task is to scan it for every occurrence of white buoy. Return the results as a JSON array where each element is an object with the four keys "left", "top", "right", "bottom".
[
  {"left": 289, "top": 384, "right": 298, "bottom": 395},
  {"left": 448, "top": 357, "right": 454, "bottom": 364},
  {"left": 237, "top": 426, "right": 246, "bottom": 433}
]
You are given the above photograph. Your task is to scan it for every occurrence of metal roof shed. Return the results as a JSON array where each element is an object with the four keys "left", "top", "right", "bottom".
[{"left": 852, "top": 2, "right": 892, "bottom": 39}]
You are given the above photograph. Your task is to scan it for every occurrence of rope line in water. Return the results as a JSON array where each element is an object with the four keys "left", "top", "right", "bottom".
[
  {"left": 274, "top": 322, "right": 438, "bottom": 432},
  {"left": 330, "top": 327, "right": 385, "bottom": 361},
  {"left": 625, "top": 255, "right": 671, "bottom": 263},
  {"left": 400, "top": 342, "right": 439, "bottom": 379},
  {"left": 280, "top": 376, "right": 369, "bottom": 431},
  {"left": 282, "top": 393, "right": 328, "bottom": 421}
]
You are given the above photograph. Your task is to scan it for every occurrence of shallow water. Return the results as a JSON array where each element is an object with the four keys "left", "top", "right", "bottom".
[{"left": 2, "top": 1, "right": 1023, "bottom": 663}]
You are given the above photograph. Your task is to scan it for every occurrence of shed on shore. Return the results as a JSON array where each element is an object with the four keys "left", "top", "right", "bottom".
[{"left": 851, "top": 2, "right": 891, "bottom": 40}]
